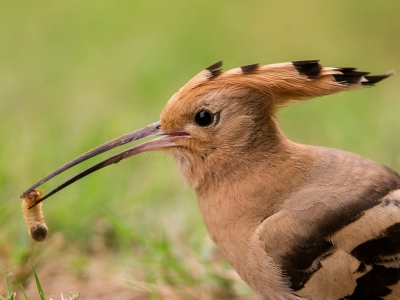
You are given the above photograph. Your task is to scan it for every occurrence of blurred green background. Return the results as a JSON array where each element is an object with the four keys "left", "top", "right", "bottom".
[{"left": 1, "top": 1, "right": 399, "bottom": 299}]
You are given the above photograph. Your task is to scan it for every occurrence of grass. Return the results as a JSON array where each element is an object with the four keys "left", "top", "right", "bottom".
[
  {"left": 1, "top": 1, "right": 400, "bottom": 298},
  {"left": 2, "top": 265, "right": 80, "bottom": 300},
  {"left": 1, "top": 270, "right": 15, "bottom": 300}
]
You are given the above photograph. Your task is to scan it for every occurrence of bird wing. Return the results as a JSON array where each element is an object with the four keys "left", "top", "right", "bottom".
[{"left": 255, "top": 148, "right": 400, "bottom": 299}]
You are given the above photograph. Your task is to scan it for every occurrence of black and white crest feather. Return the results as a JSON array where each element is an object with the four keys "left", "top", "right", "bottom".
[{"left": 206, "top": 61, "right": 223, "bottom": 78}]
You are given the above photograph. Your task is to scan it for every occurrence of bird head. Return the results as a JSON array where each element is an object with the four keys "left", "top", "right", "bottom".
[{"left": 159, "top": 61, "right": 282, "bottom": 187}]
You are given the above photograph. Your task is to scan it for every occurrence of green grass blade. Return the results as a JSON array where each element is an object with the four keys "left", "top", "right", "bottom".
[
  {"left": 5, "top": 269, "right": 12, "bottom": 299},
  {"left": 20, "top": 284, "right": 29, "bottom": 300},
  {"left": 3, "top": 269, "right": 15, "bottom": 300},
  {"left": 29, "top": 260, "right": 46, "bottom": 300}
]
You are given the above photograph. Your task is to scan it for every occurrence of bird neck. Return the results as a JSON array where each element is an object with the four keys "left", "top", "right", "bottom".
[
  {"left": 197, "top": 118, "right": 307, "bottom": 189},
  {"left": 194, "top": 133, "right": 319, "bottom": 242}
]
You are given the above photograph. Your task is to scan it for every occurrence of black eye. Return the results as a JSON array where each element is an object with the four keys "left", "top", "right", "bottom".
[{"left": 194, "top": 110, "right": 214, "bottom": 127}]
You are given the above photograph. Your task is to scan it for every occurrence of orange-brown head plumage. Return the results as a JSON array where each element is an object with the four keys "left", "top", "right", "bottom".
[{"left": 160, "top": 60, "right": 392, "bottom": 188}]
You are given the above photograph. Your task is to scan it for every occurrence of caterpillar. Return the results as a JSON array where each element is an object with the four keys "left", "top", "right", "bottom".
[{"left": 21, "top": 189, "right": 48, "bottom": 242}]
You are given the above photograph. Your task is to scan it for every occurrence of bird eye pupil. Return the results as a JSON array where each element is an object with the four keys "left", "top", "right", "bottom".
[{"left": 194, "top": 110, "right": 213, "bottom": 127}]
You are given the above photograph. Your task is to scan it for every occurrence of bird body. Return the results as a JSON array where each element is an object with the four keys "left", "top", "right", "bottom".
[
  {"left": 22, "top": 60, "right": 399, "bottom": 299},
  {"left": 195, "top": 142, "right": 400, "bottom": 299}
]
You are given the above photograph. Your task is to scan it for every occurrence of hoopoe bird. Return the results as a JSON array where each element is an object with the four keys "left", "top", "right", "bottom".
[{"left": 21, "top": 60, "right": 399, "bottom": 299}]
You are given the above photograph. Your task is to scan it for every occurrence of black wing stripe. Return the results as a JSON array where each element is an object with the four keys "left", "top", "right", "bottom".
[
  {"left": 351, "top": 222, "right": 400, "bottom": 265},
  {"left": 343, "top": 265, "right": 400, "bottom": 299},
  {"left": 283, "top": 183, "right": 400, "bottom": 291},
  {"left": 344, "top": 221, "right": 400, "bottom": 298},
  {"left": 282, "top": 238, "right": 334, "bottom": 290}
]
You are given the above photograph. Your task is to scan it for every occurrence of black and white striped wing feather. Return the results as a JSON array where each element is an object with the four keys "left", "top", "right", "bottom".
[{"left": 257, "top": 149, "right": 400, "bottom": 299}]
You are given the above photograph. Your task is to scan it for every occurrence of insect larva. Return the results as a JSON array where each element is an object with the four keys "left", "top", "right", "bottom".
[{"left": 21, "top": 189, "right": 48, "bottom": 242}]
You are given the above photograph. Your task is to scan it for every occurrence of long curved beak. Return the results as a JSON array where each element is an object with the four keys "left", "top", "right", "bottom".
[{"left": 20, "top": 121, "right": 189, "bottom": 207}]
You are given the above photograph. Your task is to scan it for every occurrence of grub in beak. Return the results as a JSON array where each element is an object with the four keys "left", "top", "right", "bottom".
[{"left": 20, "top": 121, "right": 190, "bottom": 207}]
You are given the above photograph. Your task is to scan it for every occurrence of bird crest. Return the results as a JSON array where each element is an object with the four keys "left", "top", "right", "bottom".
[{"left": 170, "top": 60, "right": 393, "bottom": 114}]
